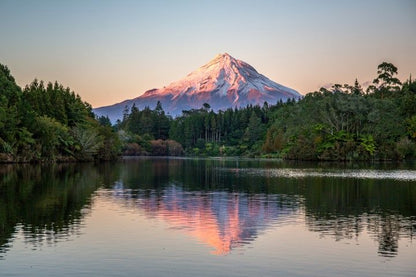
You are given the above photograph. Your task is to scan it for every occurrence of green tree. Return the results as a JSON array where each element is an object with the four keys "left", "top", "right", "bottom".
[
  {"left": 244, "top": 111, "right": 263, "bottom": 145},
  {"left": 71, "top": 126, "right": 103, "bottom": 161},
  {"left": 369, "top": 62, "right": 402, "bottom": 97},
  {"left": 97, "top": 115, "right": 112, "bottom": 127},
  {"left": 33, "top": 116, "right": 70, "bottom": 160}
]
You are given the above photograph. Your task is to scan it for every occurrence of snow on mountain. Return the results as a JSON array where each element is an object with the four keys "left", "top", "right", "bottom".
[{"left": 94, "top": 53, "right": 301, "bottom": 123}]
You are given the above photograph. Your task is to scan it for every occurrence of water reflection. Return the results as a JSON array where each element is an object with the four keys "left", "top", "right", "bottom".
[
  {"left": 230, "top": 167, "right": 416, "bottom": 181},
  {"left": 0, "top": 163, "right": 102, "bottom": 259},
  {"left": 0, "top": 158, "right": 415, "bottom": 259},
  {"left": 111, "top": 158, "right": 416, "bottom": 257},
  {"left": 112, "top": 184, "right": 300, "bottom": 255}
]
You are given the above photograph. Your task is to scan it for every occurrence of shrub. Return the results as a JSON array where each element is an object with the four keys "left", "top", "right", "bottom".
[{"left": 396, "top": 137, "right": 416, "bottom": 159}]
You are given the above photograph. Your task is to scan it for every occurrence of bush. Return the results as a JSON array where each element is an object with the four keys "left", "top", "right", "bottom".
[
  {"left": 97, "top": 126, "right": 121, "bottom": 161},
  {"left": 284, "top": 135, "right": 317, "bottom": 160},
  {"left": 33, "top": 116, "right": 70, "bottom": 160},
  {"left": 166, "top": 140, "right": 184, "bottom": 156},
  {"left": 396, "top": 137, "right": 416, "bottom": 159},
  {"left": 150, "top": 139, "right": 168, "bottom": 156}
]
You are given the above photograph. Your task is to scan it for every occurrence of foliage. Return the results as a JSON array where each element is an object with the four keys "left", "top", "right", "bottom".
[
  {"left": 0, "top": 63, "right": 120, "bottom": 162},
  {"left": 115, "top": 61, "right": 415, "bottom": 160},
  {"left": 119, "top": 101, "right": 170, "bottom": 140},
  {"left": 33, "top": 115, "right": 70, "bottom": 160},
  {"left": 166, "top": 103, "right": 269, "bottom": 156},
  {"left": 262, "top": 63, "right": 416, "bottom": 160},
  {"left": 1, "top": 61, "right": 415, "bottom": 161}
]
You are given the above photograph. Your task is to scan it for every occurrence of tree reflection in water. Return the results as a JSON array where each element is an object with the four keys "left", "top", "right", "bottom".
[
  {"left": 0, "top": 158, "right": 415, "bottom": 258},
  {"left": 0, "top": 163, "right": 102, "bottom": 259}
]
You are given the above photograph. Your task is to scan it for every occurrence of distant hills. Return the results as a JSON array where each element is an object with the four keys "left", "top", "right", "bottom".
[{"left": 93, "top": 53, "right": 301, "bottom": 122}]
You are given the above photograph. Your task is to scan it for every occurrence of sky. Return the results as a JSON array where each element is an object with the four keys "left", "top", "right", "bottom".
[{"left": 1, "top": 0, "right": 415, "bottom": 108}]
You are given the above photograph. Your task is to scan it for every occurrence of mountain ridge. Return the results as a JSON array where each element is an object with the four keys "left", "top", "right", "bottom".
[{"left": 94, "top": 53, "right": 301, "bottom": 122}]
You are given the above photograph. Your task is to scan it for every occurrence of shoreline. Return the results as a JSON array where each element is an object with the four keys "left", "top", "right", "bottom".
[{"left": 2, "top": 154, "right": 414, "bottom": 165}]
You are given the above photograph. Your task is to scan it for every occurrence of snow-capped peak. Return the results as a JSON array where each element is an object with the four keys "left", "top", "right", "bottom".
[
  {"left": 94, "top": 53, "right": 301, "bottom": 121},
  {"left": 156, "top": 53, "right": 284, "bottom": 99}
]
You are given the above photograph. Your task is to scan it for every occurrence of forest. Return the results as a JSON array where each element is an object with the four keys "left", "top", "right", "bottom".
[
  {"left": 116, "top": 62, "right": 416, "bottom": 161},
  {"left": 1, "top": 62, "right": 416, "bottom": 162},
  {"left": 0, "top": 64, "right": 120, "bottom": 162}
]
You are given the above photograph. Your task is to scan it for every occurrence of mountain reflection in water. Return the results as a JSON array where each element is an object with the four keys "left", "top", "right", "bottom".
[
  {"left": 0, "top": 157, "right": 415, "bottom": 259},
  {"left": 112, "top": 184, "right": 300, "bottom": 255}
]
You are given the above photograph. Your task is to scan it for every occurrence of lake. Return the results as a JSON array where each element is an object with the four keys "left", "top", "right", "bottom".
[{"left": 1, "top": 157, "right": 415, "bottom": 276}]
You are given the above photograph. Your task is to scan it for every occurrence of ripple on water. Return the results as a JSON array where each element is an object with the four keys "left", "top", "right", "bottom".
[{"left": 224, "top": 168, "right": 416, "bottom": 181}]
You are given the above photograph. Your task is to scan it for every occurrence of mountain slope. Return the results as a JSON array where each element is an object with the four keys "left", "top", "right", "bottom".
[{"left": 94, "top": 53, "right": 301, "bottom": 122}]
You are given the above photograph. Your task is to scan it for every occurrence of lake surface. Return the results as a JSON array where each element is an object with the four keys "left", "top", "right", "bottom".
[{"left": 1, "top": 157, "right": 415, "bottom": 276}]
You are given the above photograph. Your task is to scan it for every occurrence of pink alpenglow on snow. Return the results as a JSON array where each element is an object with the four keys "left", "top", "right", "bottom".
[{"left": 94, "top": 53, "right": 301, "bottom": 122}]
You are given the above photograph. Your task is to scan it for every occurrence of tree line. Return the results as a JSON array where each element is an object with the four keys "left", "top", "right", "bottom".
[
  {"left": 115, "top": 62, "right": 416, "bottom": 160},
  {"left": 0, "top": 64, "right": 120, "bottom": 162},
  {"left": 114, "top": 99, "right": 272, "bottom": 156},
  {"left": 1, "top": 61, "right": 415, "bottom": 162},
  {"left": 262, "top": 62, "right": 416, "bottom": 160}
]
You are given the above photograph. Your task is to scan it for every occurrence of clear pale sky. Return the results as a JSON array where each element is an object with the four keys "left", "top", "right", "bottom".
[{"left": 1, "top": 0, "right": 415, "bottom": 107}]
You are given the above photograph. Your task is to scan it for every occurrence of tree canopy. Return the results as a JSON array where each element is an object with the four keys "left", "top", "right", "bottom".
[
  {"left": 0, "top": 64, "right": 120, "bottom": 162},
  {"left": 1, "top": 61, "right": 415, "bottom": 161}
]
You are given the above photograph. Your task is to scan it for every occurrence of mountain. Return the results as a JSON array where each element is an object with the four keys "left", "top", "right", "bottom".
[{"left": 93, "top": 53, "right": 301, "bottom": 122}]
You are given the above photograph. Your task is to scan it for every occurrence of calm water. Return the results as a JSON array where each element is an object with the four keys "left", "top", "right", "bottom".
[{"left": 1, "top": 157, "right": 415, "bottom": 276}]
